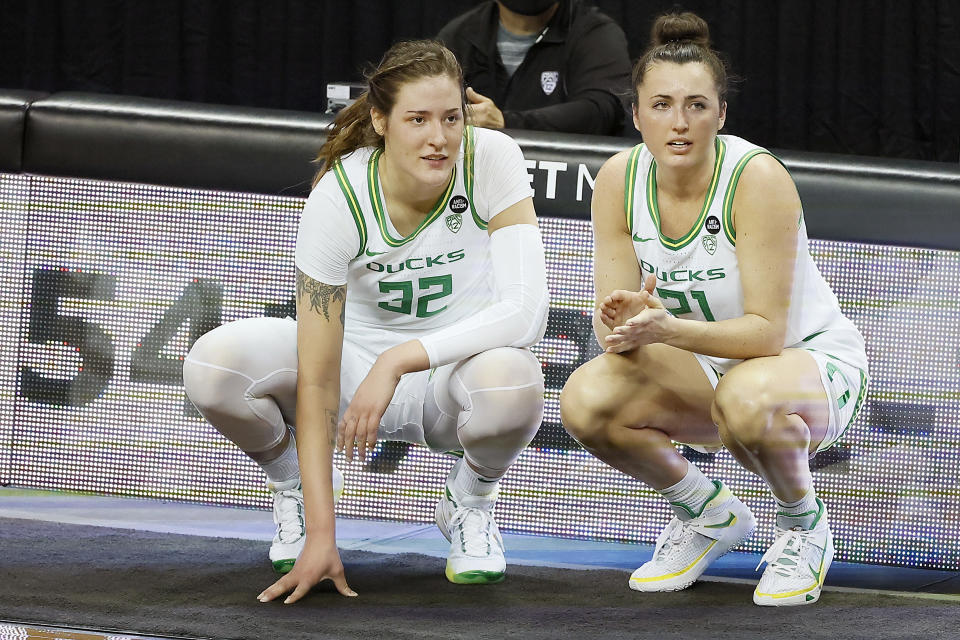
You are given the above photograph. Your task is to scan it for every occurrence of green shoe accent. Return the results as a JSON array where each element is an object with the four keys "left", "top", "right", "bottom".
[
  {"left": 810, "top": 498, "right": 825, "bottom": 528},
  {"left": 272, "top": 559, "right": 296, "bottom": 575},
  {"left": 777, "top": 497, "right": 825, "bottom": 531},
  {"left": 704, "top": 511, "right": 737, "bottom": 529},
  {"left": 670, "top": 480, "right": 727, "bottom": 519},
  {"left": 806, "top": 594, "right": 815, "bottom": 602},
  {"left": 446, "top": 566, "right": 506, "bottom": 584},
  {"left": 445, "top": 485, "right": 460, "bottom": 510}
]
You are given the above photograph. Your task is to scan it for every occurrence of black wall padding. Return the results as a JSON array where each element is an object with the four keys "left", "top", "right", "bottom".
[
  {"left": 14, "top": 91, "right": 960, "bottom": 251},
  {"left": 478, "top": 129, "right": 960, "bottom": 251},
  {"left": 0, "top": 90, "right": 48, "bottom": 172},
  {"left": 782, "top": 152, "right": 960, "bottom": 251},
  {"left": 23, "top": 92, "right": 334, "bottom": 197}
]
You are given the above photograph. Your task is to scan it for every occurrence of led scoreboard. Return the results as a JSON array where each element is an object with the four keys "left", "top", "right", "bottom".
[{"left": 2, "top": 173, "right": 959, "bottom": 571}]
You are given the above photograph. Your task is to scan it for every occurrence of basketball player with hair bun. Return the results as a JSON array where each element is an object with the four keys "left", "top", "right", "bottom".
[{"left": 561, "top": 12, "right": 868, "bottom": 606}]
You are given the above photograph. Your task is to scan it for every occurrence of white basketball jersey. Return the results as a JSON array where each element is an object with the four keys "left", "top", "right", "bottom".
[
  {"left": 625, "top": 134, "right": 867, "bottom": 374},
  {"left": 331, "top": 127, "right": 496, "bottom": 353}
]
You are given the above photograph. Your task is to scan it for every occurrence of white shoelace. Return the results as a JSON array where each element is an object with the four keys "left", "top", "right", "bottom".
[
  {"left": 450, "top": 507, "right": 496, "bottom": 557},
  {"left": 757, "top": 528, "right": 808, "bottom": 576},
  {"left": 654, "top": 518, "right": 694, "bottom": 561},
  {"left": 273, "top": 489, "right": 305, "bottom": 543}
]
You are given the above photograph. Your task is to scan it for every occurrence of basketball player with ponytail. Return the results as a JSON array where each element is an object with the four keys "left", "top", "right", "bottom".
[
  {"left": 561, "top": 13, "right": 867, "bottom": 606},
  {"left": 183, "top": 40, "right": 549, "bottom": 603}
]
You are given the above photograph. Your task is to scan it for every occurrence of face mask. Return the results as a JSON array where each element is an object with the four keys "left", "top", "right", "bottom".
[{"left": 498, "top": 0, "right": 558, "bottom": 17}]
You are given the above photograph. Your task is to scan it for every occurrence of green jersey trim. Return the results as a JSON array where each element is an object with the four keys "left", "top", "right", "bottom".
[
  {"left": 367, "top": 147, "right": 458, "bottom": 247},
  {"left": 624, "top": 144, "right": 645, "bottom": 233},
  {"left": 803, "top": 346, "right": 869, "bottom": 450},
  {"left": 840, "top": 369, "right": 869, "bottom": 441},
  {"left": 332, "top": 159, "right": 368, "bottom": 259},
  {"left": 721, "top": 149, "right": 772, "bottom": 247},
  {"left": 646, "top": 137, "right": 726, "bottom": 251},
  {"left": 462, "top": 126, "right": 485, "bottom": 230}
]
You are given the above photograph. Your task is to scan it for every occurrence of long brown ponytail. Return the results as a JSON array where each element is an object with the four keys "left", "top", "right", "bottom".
[{"left": 313, "top": 40, "right": 465, "bottom": 187}]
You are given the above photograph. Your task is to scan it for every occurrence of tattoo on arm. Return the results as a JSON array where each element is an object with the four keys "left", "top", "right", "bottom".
[
  {"left": 324, "top": 409, "right": 338, "bottom": 448},
  {"left": 296, "top": 268, "right": 346, "bottom": 324}
]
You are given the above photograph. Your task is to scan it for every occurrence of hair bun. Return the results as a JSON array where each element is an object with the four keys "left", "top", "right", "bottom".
[{"left": 651, "top": 11, "right": 711, "bottom": 48}]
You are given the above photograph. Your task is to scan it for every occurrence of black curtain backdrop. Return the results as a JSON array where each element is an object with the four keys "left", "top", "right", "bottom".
[{"left": 0, "top": 0, "right": 957, "bottom": 161}]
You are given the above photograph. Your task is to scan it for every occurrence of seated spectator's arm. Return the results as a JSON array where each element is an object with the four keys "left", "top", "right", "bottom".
[{"left": 503, "top": 20, "right": 631, "bottom": 135}]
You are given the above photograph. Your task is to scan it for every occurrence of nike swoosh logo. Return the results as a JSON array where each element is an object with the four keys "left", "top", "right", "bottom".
[
  {"left": 365, "top": 248, "right": 387, "bottom": 257},
  {"left": 633, "top": 234, "right": 655, "bottom": 243},
  {"left": 704, "top": 512, "right": 736, "bottom": 529}
]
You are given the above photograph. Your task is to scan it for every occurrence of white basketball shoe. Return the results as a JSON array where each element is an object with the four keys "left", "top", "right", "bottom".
[
  {"left": 267, "top": 465, "right": 344, "bottom": 574},
  {"left": 754, "top": 498, "right": 834, "bottom": 606},
  {"left": 435, "top": 458, "right": 506, "bottom": 584},
  {"left": 630, "top": 481, "right": 756, "bottom": 592}
]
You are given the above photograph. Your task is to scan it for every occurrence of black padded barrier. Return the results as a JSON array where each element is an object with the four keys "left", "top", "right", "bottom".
[
  {"left": 512, "top": 129, "right": 960, "bottom": 251},
  {"left": 14, "top": 90, "right": 960, "bottom": 250},
  {"left": 22, "top": 92, "right": 334, "bottom": 198},
  {"left": 782, "top": 151, "right": 960, "bottom": 251},
  {"left": 0, "top": 90, "right": 49, "bottom": 173}
]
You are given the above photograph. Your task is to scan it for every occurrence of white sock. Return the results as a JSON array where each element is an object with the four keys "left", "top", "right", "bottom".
[
  {"left": 454, "top": 458, "right": 500, "bottom": 497},
  {"left": 775, "top": 487, "right": 820, "bottom": 530},
  {"left": 260, "top": 428, "right": 300, "bottom": 483},
  {"left": 658, "top": 461, "right": 718, "bottom": 520}
]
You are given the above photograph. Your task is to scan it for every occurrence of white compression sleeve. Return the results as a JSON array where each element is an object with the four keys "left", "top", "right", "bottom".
[{"left": 417, "top": 223, "right": 549, "bottom": 368}]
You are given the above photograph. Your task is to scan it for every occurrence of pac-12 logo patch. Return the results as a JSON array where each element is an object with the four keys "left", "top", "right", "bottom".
[
  {"left": 541, "top": 71, "right": 559, "bottom": 95},
  {"left": 449, "top": 195, "right": 468, "bottom": 213},
  {"left": 705, "top": 215, "right": 721, "bottom": 235},
  {"left": 702, "top": 235, "right": 717, "bottom": 255},
  {"left": 446, "top": 213, "right": 462, "bottom": 233}
]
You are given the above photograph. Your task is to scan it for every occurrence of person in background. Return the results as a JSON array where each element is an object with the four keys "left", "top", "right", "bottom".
[{"left": 437, "top": 0, "right": 631, "bottom": 135}]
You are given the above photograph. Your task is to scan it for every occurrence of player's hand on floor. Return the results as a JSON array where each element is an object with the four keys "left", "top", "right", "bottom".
[{"left": 257, "top": 539, "right": 356, "bottom": 604}]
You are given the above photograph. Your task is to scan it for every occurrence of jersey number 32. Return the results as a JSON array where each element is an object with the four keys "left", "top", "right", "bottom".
[{"left": 378, "top": 274, "right": 453, "bottom": 318}]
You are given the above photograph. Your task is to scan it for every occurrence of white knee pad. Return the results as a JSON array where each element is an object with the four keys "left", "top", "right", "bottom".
[
  {"left": 438, "top": 347, "right": 544, "bottom": 477},
  {"left": 183, "top": 317, "right": 298, "bottom": 454}
]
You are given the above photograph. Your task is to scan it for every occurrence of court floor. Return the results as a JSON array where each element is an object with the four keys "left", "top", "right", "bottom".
[{"left": 1, "top": 487, "right": 957, "bottom": 640}]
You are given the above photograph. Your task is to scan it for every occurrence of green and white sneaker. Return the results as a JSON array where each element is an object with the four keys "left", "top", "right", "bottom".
[
  {"left": 435, "top": 459, "right": 505, "bottom": 584},
  {"left": 754, "top": 498, "right": 834, "bottom": 606},
  {"left": 267, "top": 465, "right": 344, "bottom": 574},
  {"left": 630, "top": 481, "right": 756, "bottom": 592}
]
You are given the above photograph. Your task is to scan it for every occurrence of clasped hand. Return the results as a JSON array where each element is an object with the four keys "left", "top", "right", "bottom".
[{"left": 600, "top": 274, "right": 673, "bottom": 353}]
